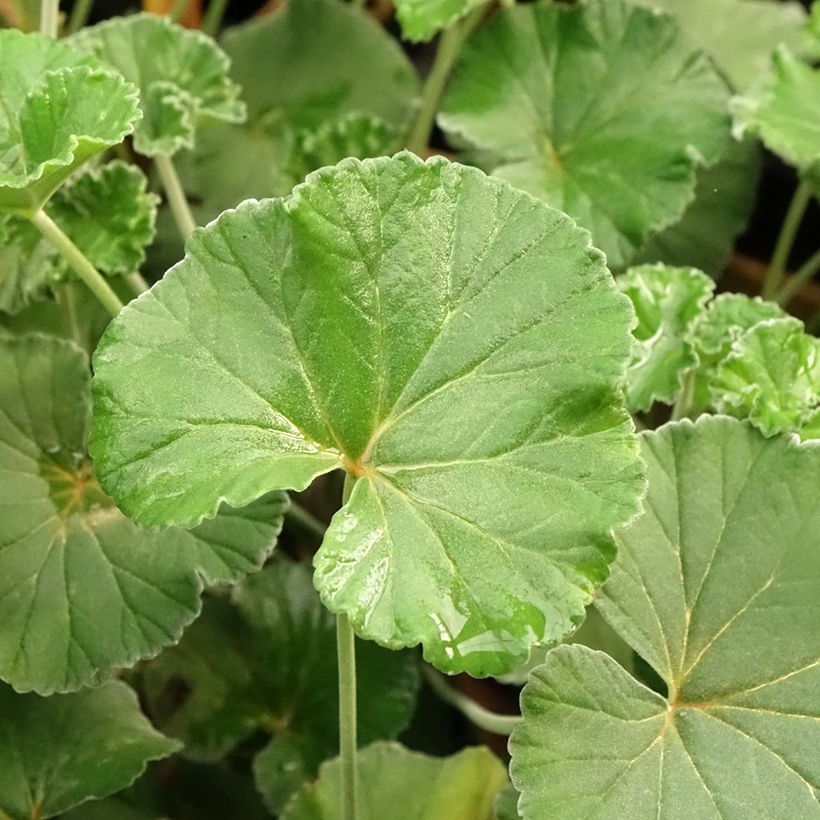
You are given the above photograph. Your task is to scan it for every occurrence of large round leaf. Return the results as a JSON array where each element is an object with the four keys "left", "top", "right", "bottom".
[
  {"left": 439, "top": 0, "right": 731, "bottom": 268},
  {"left": 510, "top": 417, "right": 820, "bottom": 818},
  {"left": 0, "top": 335, "right": 285, "bottom": 694},
  {"left": 91, "top": 153, "right": 645, "bottom": 677}
]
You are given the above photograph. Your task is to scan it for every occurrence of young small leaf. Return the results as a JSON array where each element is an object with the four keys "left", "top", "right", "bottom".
[
  {"left": 0, "top": 30, "right": 140, "bottom": 213},
  {"left": 90, "top": 153, "right": 645, "bottom": 677},
  {"left": 393, "top": 0, "right": 484, "bottom": 42},
  {"left": 142, "top": 559, "right": 419, "bottom": 812},
  {"left": 0, "top": 334, "right": 285, "bottom": 694},
  {"left": 618, "top": 264, "right": 714, "bottom": 413},
  {"left": 0, "top": 680, "right": 179, "bottom": 820},
  {"left": 281, "top": 741, "right": 508, "bottom": 820},
  {"left": 439, "top": 0, "right": 731, "bottom": 268},
  {"left": 71, "top": 14, "right": 245, "bottom": 157},
  {"left": 510, "top": 417, "right": 820, "bottom": 819}
]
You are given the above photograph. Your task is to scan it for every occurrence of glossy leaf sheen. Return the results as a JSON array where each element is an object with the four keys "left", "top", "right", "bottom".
[
  {"left": 440, "top": 0, "right": 731, "bottom": 268},
  {"left": 91, "top": 153, "right": 644, "bottom": 677},
  {"left": 0, "top": 680, "right": 179, "bottom": 819},
  {"left": 0, "top": 335, "right": 285, "bottom": 694},
  {"left": 281, "top": 742, "right": 508, "bottom": 820},
  {"left": 511, "top": 417, "right": 820, "bottom": 819}
]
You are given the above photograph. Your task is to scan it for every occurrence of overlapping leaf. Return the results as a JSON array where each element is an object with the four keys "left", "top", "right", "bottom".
[
  {"left": 618, "top": 264, "right": 714, "bottom": 413},
  {"left": 439, "top": 0, "right": 731, "bottom": 268},
  {"left": 393, "top": 0, "right": 484, "bottom": 42},
  {"left": 510, "top": 417, "right": 820, "bottom": 819},
  {"left": 0, "top": 30, "right": 140, "bottom": 213},
  {"left": 143, "top": 559, "right": 418, "bottom": 812},
  {"left": 281, "top": 742, "right": 507, "bottom": 820},
  {"left": 0, "top": 680, "right": 179, "bottom": 819},
  {"left": 0, "top": 335, "right": 285, "bottom": 694},
  {"left": 91, "top": 153, "right": 644, "bottom": 677},
  {"left": 71, "top": 14, "right": 244, "bottom": 157}
]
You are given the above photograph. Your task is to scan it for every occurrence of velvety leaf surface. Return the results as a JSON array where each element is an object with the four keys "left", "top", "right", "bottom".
[
  {"left": 71, "top": 14, "right": 244, "bottom": 157},
  {"left": 733, "top": 46, "right": 820, "bottom": 175},
  {"left": 439, "top": 0, "right": 731, "bottom": 268},
  {"left": 394, "top": 0, "right": 484, "bottom": 42},
  {"left": 143, "top": 559, "right": 418, "bottom": 812},
  {"left": 281, "top": 742, "right": 508, "bottom": 820},
  {"left": 0, "top": 30, "right": 140, "bottom": 213},
  {"left": 91, "top": 153, "right": 644, "bottom": 677},
  {"left": 511, "top": 417, "right": 820, "bottom": 819},
  {"left": 618, "top": 264, "right": 714, "bottom": 412},
  {"left": 0, "top": 215, "right": 58, "bottom": 314},
  {"left": 0, "top": 335, "right": 285, "bottom": 694},
  {"left": 631, "top": 0, "right": 808, "bottom": 90},
  {"left": 0, "top": 680, "right": 179, "bottom": 819},
  {"left": 710, "top": 317, "right": 820, "bottom": 436}
]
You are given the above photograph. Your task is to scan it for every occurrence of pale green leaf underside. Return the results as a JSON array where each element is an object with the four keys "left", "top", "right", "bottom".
[
  {"left": 511, "top": 417, "right": 820, "bottom": 819},
  {"left": 732, "top": 46, "right": 820, "bottom": 174},
  {"left": 0, "top": 680, "right": 179, "bottom": 820},
  {"left": 394, "top": 0, "right": 483, "bottom": 42},
  {"left": 0, "top": 335, "right": 285, "bottom": 694},
  {"left": 439, "top": 0, "right": 731, "bottom": 268},
  {"left": 70, "top": 13, "right": 245, "bottom": 157},
  {"left": 631, "top": 0, "right": 808, "bottom": 90},
  {"left": 282, "top": 742, "right": 508, "bottom": 820},
  {"left": 619, "top": 264, "right": 714, "bottom": 413},
  {"left": 0, "top": 30, "right": 140, "bottom": 213},
  {"left": 91, "top": 153, "right": 644, "bottom": 677}
]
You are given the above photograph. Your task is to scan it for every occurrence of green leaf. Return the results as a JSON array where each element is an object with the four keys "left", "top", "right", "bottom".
[
  {"left": 633, "top": 137, "right": 761, "bottom": 276},
  {"left": 281, "top": 741, "right": 508, "bottom": 820},
  {"left": 493, "top": 785, "right": 521, "bottom": 820},
  {"left": 143, "top": 559, "right": 418, "bottom": 812},
  {"left": 0, "top": 214, "right": 59, "bottom": 315},
  {"left": 0, "top": 30, "right": 140, "bottom": 213},
  {"left": 439, "top": 0, "right": 731, "bottom": 268},
  {"left": 394, "top": 0, "right": 484, "bottom": 42},
  {"left": 710, "top": 317, "right": 820, "bottom": 436},
  {"left": 71, "top": 13, "right": 245, "bottom": 158},
  {"left": 0, "top": 680, "right": 179, "bottom": 820},
  {"left": 618, "top": 264, "right": 714, "bottom": 413},
  {"left": 732, "top": 46, "right": 820, "bottom": 176},
  {"left": 510, "top": 417, "right": 820, "bottom": 819},
  {"left": 90, "top": 154, "right": 644, "bottom": 677},
  {"left": 0, "top": 334, "right": 285, "bottom": 694},
  {"left": 631, "top": 0, "right": 808, "bottom": 90}
]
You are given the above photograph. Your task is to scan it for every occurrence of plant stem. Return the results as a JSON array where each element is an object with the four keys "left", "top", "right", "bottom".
[
  {"left": 670, "top": 370, "right": 695, "bottom": 421},
  {"left": 155, "top": 154, "right": 197, "bottom": 241},
  {"left": 423, "top": 666, "right": 521, "bottom": 735},
  {"left": 125, "top": 271, "right": 150, "bottom": 296},
  {"left": 56, "top": 284, "right": 81, "bottom": 346},
  {"left": 763, "top": 179, "right": 813, "bottom": 299},
  {"left": 66, "top": 0, "right": 93, "bottom": 33},
  {"left": 774, "top": 246, "right": 820, "bottom": 308},
  {"left": 168, "top": 0, "right": 191, "bottom": 23},
  {"left": 39, "top": 0, "right": 59, "bottom": 37},
  {"left": 202, "top": 0, "right": 230, "bottom": 36},
  {"left": 405, "top": 5, "right": 486, "bottom": 155},
  {"left": 30, "top": 209, "right": 123, "bottom": 319},
  {"left": 285, "top": 501, "right": 327, "bottom": 539}
]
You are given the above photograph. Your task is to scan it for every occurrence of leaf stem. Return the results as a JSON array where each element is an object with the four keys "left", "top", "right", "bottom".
[
  {"left": 125, "top": 271, "right": 150, "bottom": 296},
  {"left": 773, "top": 246, "right": 820, "bottom": 308},
  {"left": 763, "top": 179, "right": 813, "bottom": 298},
  {"left": 30, "top": 209, "right": 123, "bottom": 319},
  {"left": 285, "top": 501, "right": 327, "bottom": 539},
  {"left": 155, "top": 154, "right": 197, "bottom": 241},
  {"left": 405, "top": 5, "right": 486, "bottom": 155},
  {"left": 39, "top": 0, "right": 59, "bottom": 37},
  {"left": 202, "top": 0, "right": 230, "bottom": 36},
  {"left": 423, "top": 666, "right": 521, "bottom": 736},
  {"left": 670, "top": 370, "right": 695, "bottom": 421},
  {"left": 168, "top": 0, "right": 191, "bottom": 23},
  {"left": 66, "top": 0, "right": 93, "bottom": 34}
]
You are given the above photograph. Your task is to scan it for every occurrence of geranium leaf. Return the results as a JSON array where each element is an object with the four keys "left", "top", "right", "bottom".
[
  {"left": 0, "top": 214, "right": 59, "bottom": 314},
  {"left": 439, "top": 0, "right": 731, "bottom": 268},
  {"left": 493, "top": 785, "right": 521, "bottom": 820},
  {"left": 618, "top": 264, "right": 714, "bottom": 413},
  {"left": 710, "top": 317, "right": 820, "bottom": 436},
  {"left": 393, "top": 0, "right": 484, "bottom": 42},
  {"left": 0, "top": 30, "right": 140, "bottom": 214},
  {"left": 142, "top": 559, "right": 419, "bottom": 812},
  {"left": 0, "top": 680, "right": 179, "bottom": 820},
  {"left": 0, "top": 335, "right": 285, "bottom": 694},
  {"left": 281, "top": 742, "right": 508, "bottom": 820},
  {"left": 70, "top": 13, "right": 245, "bottom": 158},
  {"left": 733, "top": 46, "right": 820, "bottom": 177},
  {"left": 90, "top": 153, "right": 644, "bottom": 677},
  {"left": 510, "top": 417, "right": 820, "bottom": 819},
  {"left": 633, "top": 137, "right": 761, "bottom": 276},
  {"left": 631, "top": 0, "right": 808, "bottom": 90}
]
